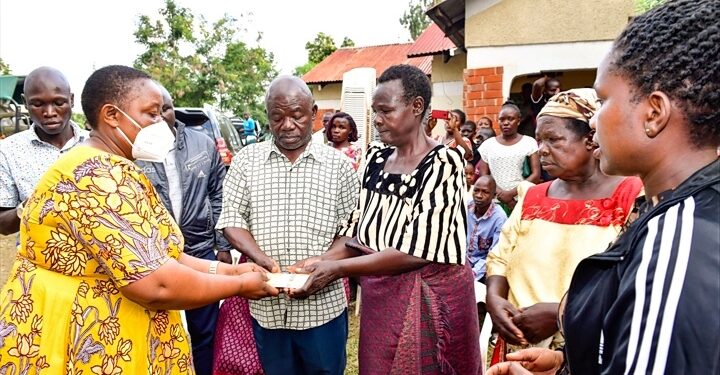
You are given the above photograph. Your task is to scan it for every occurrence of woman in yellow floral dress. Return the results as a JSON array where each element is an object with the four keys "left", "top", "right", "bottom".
[{"left": 0, "top": 65, "right": 278, "bottom": 374}]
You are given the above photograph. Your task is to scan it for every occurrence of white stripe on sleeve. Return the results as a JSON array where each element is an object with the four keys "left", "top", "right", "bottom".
[
  {"left": 624, "top": 215, "right": 660, "bottom": 375},
  {"left": 651, "top": 197, "right": 695, "bottom": 375},
  {"left": 634, "top": 204, "right": 680, "bottom": 374}
]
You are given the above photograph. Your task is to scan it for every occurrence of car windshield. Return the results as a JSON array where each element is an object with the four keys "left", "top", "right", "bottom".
[{"left": 216, "top": 113, "right": 243, "bottom": 154}]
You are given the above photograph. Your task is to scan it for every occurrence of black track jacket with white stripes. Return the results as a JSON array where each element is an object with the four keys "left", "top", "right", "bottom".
[{"left": 563, "top": 159, "right": 719, "bottom": 374}]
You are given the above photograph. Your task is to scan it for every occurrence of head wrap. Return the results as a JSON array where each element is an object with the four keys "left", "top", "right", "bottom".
[{"left": 537, "top": 88, "right": 600, "bottom": 123}]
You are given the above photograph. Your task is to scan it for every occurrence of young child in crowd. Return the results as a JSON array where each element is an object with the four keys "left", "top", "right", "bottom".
[
  {"left": 465, "top": 163, "right": 477, "bottom": 204},
  {"left": 467, "top": 175, "right": 507, "bottom": 331}
]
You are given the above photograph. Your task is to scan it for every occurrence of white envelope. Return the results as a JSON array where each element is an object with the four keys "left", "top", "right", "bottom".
[{"left": 266, "top": 273, "right": 310, "bottom": 289}]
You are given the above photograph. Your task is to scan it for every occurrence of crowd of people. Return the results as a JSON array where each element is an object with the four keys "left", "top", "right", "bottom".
[{"left": 0, "top": 1, "right": 717, "bottom": 374}]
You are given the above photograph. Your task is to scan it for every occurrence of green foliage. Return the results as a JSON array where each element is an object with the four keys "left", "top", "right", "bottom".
[
  {"left": 341, "top": 37, "right": 355, "bottom": 48},
  {"left": 635, "top": 0, "right": 666, "bottom": 13},
  {"left": 133, "top": 0, "right": 276, "bottom": 123},
  {"left": 294, "top": 33, "right": 355, "bottom": 77},
  {"left": 71, "top": 112, "right": 88, "bottom": 129},
  {"left": 306, "top": 32, "right": 338, "bottom": 65},
  {"left": 400, "top": 0, "right": 432, "bottom": 40},
  {"left": 0, "top": 58, "right": 10, "bottom": 74},
  {"left": 294, "top": 62, "right": 317, "bottom": 77}
]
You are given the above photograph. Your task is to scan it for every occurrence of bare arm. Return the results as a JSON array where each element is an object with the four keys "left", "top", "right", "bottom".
[
  {"left": 0, "top": 207, "right": 20, "bottom": 235},
  {"left": 288, "top": 246, "right": 429, "bottom": 299},
  {"left": 177, "top": 252, "right": 258, "bottom": 276},
  {"left": 526, "top": 152, "right": 542, "bottom": 184},
  {"left": 121, "top": 258, "right": 277, "bottom": 311},
  {"left": 477, "top": 159, "right": 490, "bottom": 176},
  {"left": 486, "top": 275, "right": 527, "bottom": 345},
  {"left": 531, "top": 77, "right": 548, "bottom": 102},
  {"left": 223, "top": 227, "right": 279, "bottom": 272}
]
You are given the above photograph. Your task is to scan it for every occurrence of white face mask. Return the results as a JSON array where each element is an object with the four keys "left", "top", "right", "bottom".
[{"left": 113, "top": 106, "right": 175, "bottom": 162}]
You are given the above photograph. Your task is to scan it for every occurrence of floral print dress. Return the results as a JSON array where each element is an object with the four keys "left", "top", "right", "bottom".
[
  {"left": 0, "top": 146, "right": 193, "bottom": 374},
  {"left": 335, "top": 143, "right": 363, "bottom": 171}
]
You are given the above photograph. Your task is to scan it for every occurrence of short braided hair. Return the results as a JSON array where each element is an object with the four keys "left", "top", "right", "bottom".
[
  {"left": 378, "top": 64, "right": 432, "bottom": 118},
  {"left": 610, "top": 0, "right": 719, "bottom": 148}
]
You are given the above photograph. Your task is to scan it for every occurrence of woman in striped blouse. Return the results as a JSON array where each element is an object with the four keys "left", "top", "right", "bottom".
[{"left": 289, "top": 64, "right": 482, "bottom": 374}]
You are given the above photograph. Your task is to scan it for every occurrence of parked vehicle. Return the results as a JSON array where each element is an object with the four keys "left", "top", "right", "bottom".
[
  {"left": 174, "top": 105, "right": 244, "bottom": 166},
  {"left": 0, "top": 75, "right": 30, "bottom": 139},
  {"left": 230, "top": 116, "right": 266, "bottom": 146}
]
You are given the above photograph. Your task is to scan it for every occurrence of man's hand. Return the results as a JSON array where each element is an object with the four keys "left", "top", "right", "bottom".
[
  {"left": 486, "top": 294, "right": 527, "bottom": 345},
  {"left": 253, "top": 254, "right": 280, "bottom": 273},
  {"left": 486, "top": 348, "right": 563, "bottom": 375},
  {"left": 287, "top": 256, "right": 322, "bottom": 274},
  {"left": 238, "top": 271, "right": 279, "bottom": 300},
  {"left": 287, "top": 260, "right": 341, "bottom": 299},
  {"left": 512, "top": 303, "right": 559, "bottom": 344},
  {"left": 216, "top": 251, "right": 233, "bottom": 264}
]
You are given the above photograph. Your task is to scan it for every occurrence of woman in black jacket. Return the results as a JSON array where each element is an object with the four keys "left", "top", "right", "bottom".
[{"left": 488, "top": 1, "right": 719, "bottom": 374}]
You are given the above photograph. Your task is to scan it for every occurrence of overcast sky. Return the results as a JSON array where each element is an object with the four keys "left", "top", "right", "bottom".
[{"left": 0, "top": 0, "right": 412, "bottom": 108}]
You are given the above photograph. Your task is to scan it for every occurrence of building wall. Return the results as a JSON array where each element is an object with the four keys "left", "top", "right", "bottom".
[
  {"left": 463, "top": 66, "right": 504, "bottom": 129},
  {"left": 467, "top": 40, "right": 613, "bottom": 97},
  {"left": 429, "top": 53, "right": 466, "bottom": 113},
  {"left": 465, "top": 0, "right": 633, "bottom": 47},
  {"left": 309, "top": 82, "right": 342, "bottom": 111}
]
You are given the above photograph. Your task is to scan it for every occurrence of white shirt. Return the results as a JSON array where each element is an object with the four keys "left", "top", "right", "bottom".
[
  {"left": 0, "top": 122, "right": 89, "bottom": 206},
  {"left": 163, "top": 148, "right": 183, "bottom": 220},
  {"left": 478, "top": 136, "right": 538, "bottom": 191}
]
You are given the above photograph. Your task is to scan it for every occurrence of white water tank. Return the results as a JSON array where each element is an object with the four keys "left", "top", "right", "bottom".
[{"left": 340, "top": 67, "right": 377, "bottom": 151}]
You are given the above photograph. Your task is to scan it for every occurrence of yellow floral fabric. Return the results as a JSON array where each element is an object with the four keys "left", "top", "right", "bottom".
[{"left": 0, "top": 146, "right": 193, "bottom": 374}]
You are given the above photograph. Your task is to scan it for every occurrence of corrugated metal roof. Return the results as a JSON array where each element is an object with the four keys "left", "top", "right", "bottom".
[
  {"left": 302, "top": 43, "right": 432, "bottom": 84},
  {"left": 407, "top": 23, "right": 457, "bottom": 57}
]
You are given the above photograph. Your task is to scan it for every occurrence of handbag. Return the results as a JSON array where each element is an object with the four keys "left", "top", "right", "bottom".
[{"left": 521, "top": 156, "right": 532, "bottom": 179}]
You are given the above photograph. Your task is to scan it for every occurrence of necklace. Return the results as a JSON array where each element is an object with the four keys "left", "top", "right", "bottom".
[{"left": 88, "top": 134, "right": 114, "bottom": 153}]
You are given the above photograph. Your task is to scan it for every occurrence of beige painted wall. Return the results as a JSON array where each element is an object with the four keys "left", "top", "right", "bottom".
[
  {"left": 430, "top": 54, "right": 465, "bottom": 112},
  {"left": 431, "top": 53, "right": 466, "bottom": 83},
  {"left": 466, "top": 0, "right": 633, "bottom": 47},
  {"left": 310, "top": 82, "right": 342, "bottom": 101}
]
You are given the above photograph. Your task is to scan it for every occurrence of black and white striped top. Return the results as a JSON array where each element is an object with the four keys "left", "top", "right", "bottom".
[
  {"left": 562, "top": 159, "right": 720, "bottom": 374},
  {"left": 340, "top": 142, "right": 467, "bottom": 264}
]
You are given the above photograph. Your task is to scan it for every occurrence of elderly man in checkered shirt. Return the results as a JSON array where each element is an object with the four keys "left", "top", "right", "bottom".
[{"left": 215, "top": 75, "right": 359, "bottom": 375}]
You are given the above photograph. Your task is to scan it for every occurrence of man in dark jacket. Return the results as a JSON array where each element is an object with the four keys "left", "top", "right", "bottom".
[{"left": 136, "top": 84, "right": 232, "bottom": 374}]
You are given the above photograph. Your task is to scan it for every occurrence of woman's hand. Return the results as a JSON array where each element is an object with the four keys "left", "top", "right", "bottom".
[
  {"left": 238, "top": 271, "right": 279, "bottom": 300},
  {"left": 487, "top": 294, "right": 527, "bottom": 345},
  {"left": 253, "top": 254, "right": 280, "bottom": 273},
  {"left": 496, "top": 189, "right": 515, "bottom": 204},
  {"left": 486, "top": 348, "right": 564, "bottom": 375},
  {"left": 512, "top": 303, "right": 559, "bottom": 344},
  {"left": 233, "top": 262, "right": 267, "bottom": 275},
  {"left": 287, "top": 256, "right": 322, "bottom": 274},
  {"left": 287, "top": 260, "right": 342, "bottom": 299},
  {"left": 486, "top": 362, "right": 534, "bottom": 375}
]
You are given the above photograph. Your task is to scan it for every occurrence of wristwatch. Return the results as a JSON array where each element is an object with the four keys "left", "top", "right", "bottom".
[
  {"left": 208, "top": 261, "right": 220, "bottom": 275},
  {"left": 16, "top": 200, "right": 25, "bottom": 219}
]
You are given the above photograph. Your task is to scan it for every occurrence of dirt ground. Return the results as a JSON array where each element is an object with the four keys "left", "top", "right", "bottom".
[{"left": 0, "top": 234, "right": 15, "bottom": 284}]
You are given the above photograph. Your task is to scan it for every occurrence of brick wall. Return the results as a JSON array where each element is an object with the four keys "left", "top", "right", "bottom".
[
  {"left": 463, "top": 67, "right": 504, "bottom": 132},
  {"left": 313, "top": 108, "right": 336, "bottom": 133}
]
